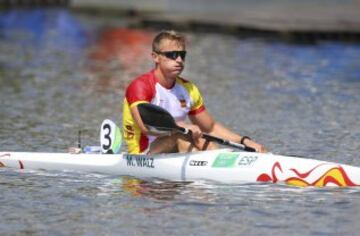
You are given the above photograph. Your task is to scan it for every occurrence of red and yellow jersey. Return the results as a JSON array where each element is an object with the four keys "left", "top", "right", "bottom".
[{"left": 122, "top": 70, "right": 206, "bottom": 154}]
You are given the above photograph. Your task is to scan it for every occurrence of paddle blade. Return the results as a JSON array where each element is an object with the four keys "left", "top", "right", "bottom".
[{"left": 137, "top": 103, "right": 179, "bottom": 133}]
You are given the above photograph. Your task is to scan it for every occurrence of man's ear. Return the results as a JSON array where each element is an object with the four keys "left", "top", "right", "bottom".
[{"left": 151, "top": 51, "right": 159, "bottom": 63}]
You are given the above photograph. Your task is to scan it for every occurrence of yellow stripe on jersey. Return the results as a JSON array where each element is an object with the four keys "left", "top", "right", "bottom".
[
  {"left": 176, "top": 77, "right": 204, "bottom": 113},
  {"left": 122, "top": 99, "right": 149, "bottom": 154}
]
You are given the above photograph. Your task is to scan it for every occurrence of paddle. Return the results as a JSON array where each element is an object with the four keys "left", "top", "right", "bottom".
[{"left": 137, "top": 103, "right": 255, "bottom": 152}]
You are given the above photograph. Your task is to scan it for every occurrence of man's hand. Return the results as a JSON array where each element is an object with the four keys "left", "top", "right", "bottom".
[
  {"left": 187, "top": 124, "right": 203, "bottom": 140},
  {"left": 243, "top": 139, "right": 268, "bottom": 153},
  {"left": 68, "top": 147, "right": 82, "bottom": 154},
  {"left": 177, "top": 122, "right": 202, "bottom": 140}
]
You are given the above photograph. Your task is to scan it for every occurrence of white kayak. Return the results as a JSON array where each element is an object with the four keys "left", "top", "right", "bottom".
[{"left": 1, "top": 149, "right": 360, "bottom": 187}]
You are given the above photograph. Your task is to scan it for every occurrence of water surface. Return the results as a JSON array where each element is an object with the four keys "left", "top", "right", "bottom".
[{"left": 0, "top": 8, "right": 360, "bottom": 236}]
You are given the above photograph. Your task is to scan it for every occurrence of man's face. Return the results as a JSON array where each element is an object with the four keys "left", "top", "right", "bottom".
[{"left": 153, "top": 39, "right": 186, "bottom": 78}]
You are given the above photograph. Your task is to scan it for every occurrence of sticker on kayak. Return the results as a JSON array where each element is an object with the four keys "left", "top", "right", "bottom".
[
  {"left": 212, "top": 153, "right": 239, "bottom": 168},
  {"left": 189, "top": 160, "right": 208, "bottom": 166},
  {"left": 212, "top": 153, "right": 259, "bottom": 168},
  {"left": 238, "top": 156, "right": 258, "bottom": 166},
  {"left": 125, "top": 154, "right": 155, "bottom": 168}
]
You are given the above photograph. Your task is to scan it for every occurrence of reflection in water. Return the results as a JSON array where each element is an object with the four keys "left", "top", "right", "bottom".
[
  {"left": 117, "top": 177, "right": 227, "bottom": 204},
  {"left": 0, "top": 8, "right": 88, "bottom": 48},
  {"left": 119, "top": 177, "right": 192, "bottom": 201},
  {"left": 114, "top": 176, "right": 360, "bottom": 207},
  {"left": 0, "top": 8, "right": 89, "bottom": 93},
  {"left": 87, "top": 28, "right": 153, "bottom": 91}
]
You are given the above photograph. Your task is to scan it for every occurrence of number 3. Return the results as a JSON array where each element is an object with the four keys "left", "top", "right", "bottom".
[
  {"left": 102, "top": 123, "right": 112, "bottom": 150},
  {"left": 100, "top": 119, "right": 122, "bottom": 154}
]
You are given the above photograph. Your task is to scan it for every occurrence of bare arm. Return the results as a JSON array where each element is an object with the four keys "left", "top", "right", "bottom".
[
  {"left": 190, "top": 110, "right": 267, "bottom": 153},
  {"left": 130, "top": 104, "right": 170, "bottom": 137}
]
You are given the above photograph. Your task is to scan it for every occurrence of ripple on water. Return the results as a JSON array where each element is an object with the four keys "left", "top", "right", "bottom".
[{"left": 1, "top": 8, "right": 360, "bottom": 236}]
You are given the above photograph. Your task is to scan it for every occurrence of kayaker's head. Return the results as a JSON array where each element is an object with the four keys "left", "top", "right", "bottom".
[{"left": 152, "top": 30, "right": 186, "bottom": 80}]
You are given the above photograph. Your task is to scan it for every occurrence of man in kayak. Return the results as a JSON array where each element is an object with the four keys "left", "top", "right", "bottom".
[{"left": 123, "top": 30, "right": 267, "bottom": 154}]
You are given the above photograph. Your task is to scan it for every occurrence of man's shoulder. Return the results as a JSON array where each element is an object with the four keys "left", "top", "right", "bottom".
[
  {"left": 176, "top": 76, "right": 190, "bottom": 83},
  {"left": 127, "top": 70, "right": 156, "bottom": 88},
  {"left": 125, "top": 71, "right": 156, "bottom": 102},
  {"left": 132, "top": 70, "right": 155, "bottom": 83},
  {"left": 176, "top": 76, "right": 199, "bottom": 90}
]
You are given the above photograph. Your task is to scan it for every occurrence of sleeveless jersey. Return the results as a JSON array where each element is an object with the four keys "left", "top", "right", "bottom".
[{"left": 122, "top": 70, "right": 205, "bottom": 154}]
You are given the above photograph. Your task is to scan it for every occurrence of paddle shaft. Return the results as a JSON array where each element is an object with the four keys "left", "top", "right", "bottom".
[{"left": 177, "top": 126, "right": 256, "bottom": 152}]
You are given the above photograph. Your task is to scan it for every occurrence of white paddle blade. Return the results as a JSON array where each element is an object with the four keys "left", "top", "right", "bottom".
[{"left": 100, "top": 119, "right": 122, "bottom": 154}]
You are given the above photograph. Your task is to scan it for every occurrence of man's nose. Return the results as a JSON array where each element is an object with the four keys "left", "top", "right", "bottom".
[{"left": 175, "top": 55, "right": 184, "bottom": 62}]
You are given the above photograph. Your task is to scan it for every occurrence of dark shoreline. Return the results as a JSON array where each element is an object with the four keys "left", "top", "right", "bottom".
[{"left": 2, "top": 0, "right": 360, "bottom": 43}]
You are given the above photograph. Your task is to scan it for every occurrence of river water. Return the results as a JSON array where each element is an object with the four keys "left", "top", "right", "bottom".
[{"left": 1, "top": 8, "right": 360, "bottom": 236}]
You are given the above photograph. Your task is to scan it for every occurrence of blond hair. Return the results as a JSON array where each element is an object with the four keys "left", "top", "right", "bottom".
[{"left": 152, "top": 30, "right": 186, "bottom": 52}]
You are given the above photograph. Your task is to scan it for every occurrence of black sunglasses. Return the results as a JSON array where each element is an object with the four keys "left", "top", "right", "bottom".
[{"left": 155, "top": 50, "right": 187, "bottom": 60}]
